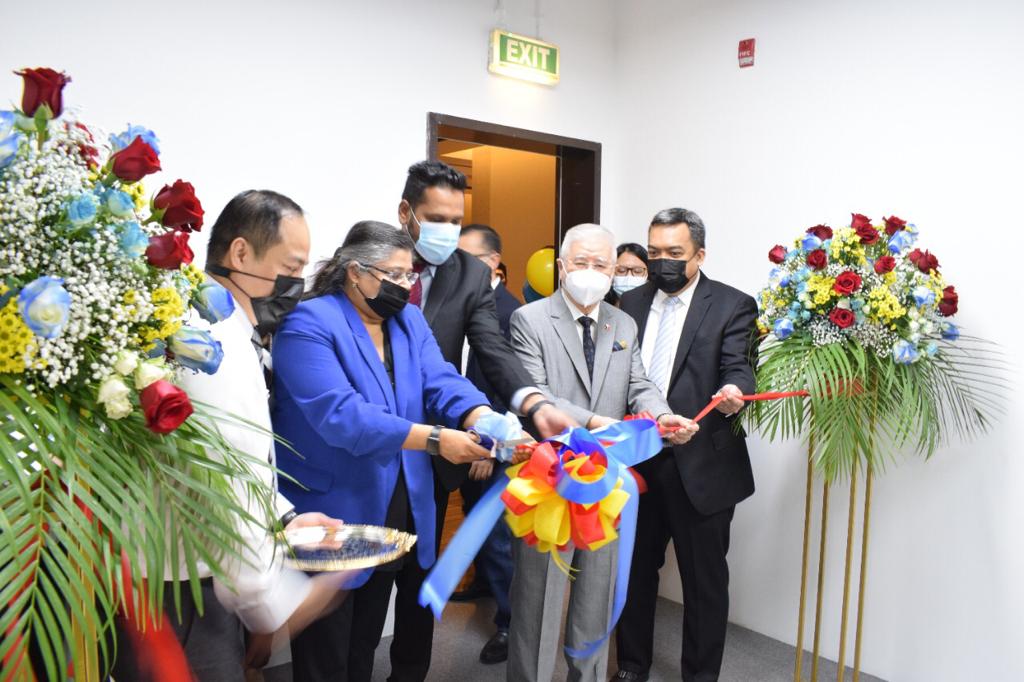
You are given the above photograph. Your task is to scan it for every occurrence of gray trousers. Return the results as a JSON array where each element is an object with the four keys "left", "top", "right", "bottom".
[{"left": 508, "top": 538, "right": 617, "bottom": 682}]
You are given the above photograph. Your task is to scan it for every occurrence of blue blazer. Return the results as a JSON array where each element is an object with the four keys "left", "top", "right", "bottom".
[{"left": 271, "top": 293, "right": 488, "bottom": 584}]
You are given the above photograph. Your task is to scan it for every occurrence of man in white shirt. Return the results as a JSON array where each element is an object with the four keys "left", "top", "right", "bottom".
[{"left": 112, "top": 190, "right": 349, "bottom": 681}]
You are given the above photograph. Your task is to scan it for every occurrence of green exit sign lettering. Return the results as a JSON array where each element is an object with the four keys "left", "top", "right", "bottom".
[{"left": 489, "top": 29, "right": 560, "bottom": 85}]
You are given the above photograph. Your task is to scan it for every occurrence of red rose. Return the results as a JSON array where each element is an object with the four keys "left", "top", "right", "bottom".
[
  {"left": 938, "top": 285, "right": 958, "bottom": 316},
  {"left": 850, "top": 213, "right": 872, "bottom": 230},
  {"left": 153, "top": 180, "right": 204, "bottom": 232},
  {"left": 908, "top": 248, "right": 939, "bottom": 273},
  {"left": 146, "top": 231, "right": 194, "bottom": 269},
  {"left": 855, "top": 224, "right": 880, "bottom": 244},
  {"left": 768, "top": 244, "right": 787, "bottom": 264},
  {"left": 873, "top": 255, "right": 896, "bottom": 274},
  {"left": 110, "top": 136, "right": 161, "bottom": 182},
  {"left": 806, "top": 249, "right": 828, "bottom": 270},
  {"left": 806, "top": 224, "right": 833, "bottom": 241},
  {"left": 833, "top": 270, "right": 863, "bottom": 295},
  {"left": 828, "top": 307, "right": 856, "bottom": 329},
  {"left": 883, "top": 215, "right": 907, "bottom": 235},
  {"left": 140, "top": 380, "right": 193, "bottom": 434},
  {"left": 15, "top": 67, "right": 71, "bottom": 118}
]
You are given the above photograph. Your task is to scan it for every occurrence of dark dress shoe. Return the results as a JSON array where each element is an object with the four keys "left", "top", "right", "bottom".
[
  {"left": 479, "top": 631, "right": 509, "bottom": 664},
  {"left": 451, "top": 581, "right": 491, "bottom": 602},
  {"left": 610, "top": 671, "right": 649, "bottom": 682}
]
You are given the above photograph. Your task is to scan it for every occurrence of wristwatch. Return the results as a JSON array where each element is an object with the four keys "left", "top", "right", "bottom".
[
  {"left": 426, "top": 425, "right": 443, "bottom": 456},
  {"left": 279, "top": 508, "right": 297, "bottom": 529}
]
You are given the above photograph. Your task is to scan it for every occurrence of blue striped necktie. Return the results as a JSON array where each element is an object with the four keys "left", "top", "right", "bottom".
[{"left": 648, "top": 296, "right": 681, "bottom": 393}]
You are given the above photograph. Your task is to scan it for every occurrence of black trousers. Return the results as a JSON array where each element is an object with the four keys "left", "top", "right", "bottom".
[
  {"left": 291, "top": 480, "right": 443, "bottom": 682},
  {"left": 110, "top": 578, "right": 245, "bottom": 682},
  {"left": 616, "top": 449, "right": 735, "bottom": 682}
]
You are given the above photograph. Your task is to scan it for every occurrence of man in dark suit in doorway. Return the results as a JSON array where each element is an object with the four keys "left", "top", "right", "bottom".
[
  {"left": 452, "top": 223, "right": 521, "bottom": 664},
  {"left": 612, "top": 208, "right": 759, "bottom": 682}
]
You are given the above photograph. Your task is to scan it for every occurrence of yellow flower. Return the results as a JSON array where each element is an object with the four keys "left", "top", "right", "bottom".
[
  {"left": 829, "top": 227, "right": 867, "bottom": 265},
  {"left": 0, "top": 287, "right": 37, "bottom": 374},
  {"left": 806, "top": 274, "right": 836, "bottom": 308},
  {"left": 866, "top": 287, "right": 906, "bottom": 324},
  {"left": 124, "top": 181, "right": 148, "bottom": 211},
  {"left": 182, "top": 263, "right": 205, "bottom": 291}
]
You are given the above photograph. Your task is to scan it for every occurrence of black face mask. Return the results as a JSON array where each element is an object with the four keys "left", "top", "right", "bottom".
[
  {"left": 207, "top": 263, "right": 304, "bottom": 337},
  {"left": 648, "top": 258, "right": 691, "bottom": 294},
  {"left": 358, "top": 278, "right": 409, "bottom": 319}
]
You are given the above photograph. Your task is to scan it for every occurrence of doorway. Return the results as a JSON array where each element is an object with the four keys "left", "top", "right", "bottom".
[
  {"left": 428, "top": 113, "right": 601, "bottom": 590},
  {"left": 428, "top": 113, "right": 601, "bottom": 301}
]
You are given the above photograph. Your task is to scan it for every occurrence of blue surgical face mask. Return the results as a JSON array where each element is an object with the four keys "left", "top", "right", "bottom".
[
  {"left": 612, "top": 275, "right": 647, "bottom": 296},
  {"left": 408, "top": 211, "right": 460, "bottom": 265}
]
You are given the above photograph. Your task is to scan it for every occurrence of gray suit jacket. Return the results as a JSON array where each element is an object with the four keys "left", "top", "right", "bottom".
[{"left": 510, "top": 292, "right": 670, "bottom": 426}]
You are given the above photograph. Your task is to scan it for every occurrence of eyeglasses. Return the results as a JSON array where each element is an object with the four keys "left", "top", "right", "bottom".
[
  {"left": 568, "top": 258, "right": 613, "bottom": 272},
  {"left": 615, "top": 266, "right": 648, "bottom": 277},
  {"left": 362, "top": 263, "right": 419, "bottom": 285}
]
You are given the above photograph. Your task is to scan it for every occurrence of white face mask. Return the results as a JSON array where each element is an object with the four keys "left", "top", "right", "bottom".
[
  {"left": 612, "top": 275, "right": 647, "bottom": 296},
  {"left": 563, "top": 268, "right": 612, "bottom": 308}
]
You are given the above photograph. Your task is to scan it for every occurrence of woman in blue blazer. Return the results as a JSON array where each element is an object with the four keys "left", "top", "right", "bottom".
[{"left": 272, "top": 221, "right": 496, "bottom": 682}]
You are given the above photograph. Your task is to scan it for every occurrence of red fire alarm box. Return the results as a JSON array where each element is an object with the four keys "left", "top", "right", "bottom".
[{"left": 739, "top": 38, "right": 755, "bottom": 68}]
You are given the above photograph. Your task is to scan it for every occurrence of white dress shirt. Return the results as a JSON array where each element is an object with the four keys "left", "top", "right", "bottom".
[
  {"left": 176, "top": 299, "right": 309, "bottom": 633},
  {"left": 561, "top": 288, "right": 601, "bottom": 346},
  {"left": 640, "top": 272, "right": 701, "bottom": 397}
]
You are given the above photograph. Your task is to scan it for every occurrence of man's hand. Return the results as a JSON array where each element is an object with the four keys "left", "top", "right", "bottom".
[
  {"left": 286, "top": 512, "right": 343, "bottom": 532},
  {"left": 586, "top": 415, "right": 618, "bottom": 431},
  {"left": 524, "top": 396, "right": 577, "bottom": 439},
  {"left": 657, "top": 414, "right": 700, "bottom": 445},
  {"left": 440, "top": 429, "right": 492, "bottom": 464},
  {"left": 714, "top": 384, "right": 744, "bottom": 416},
  {"left": 468, "top": 458, "right": 494, "bottom": 481}
]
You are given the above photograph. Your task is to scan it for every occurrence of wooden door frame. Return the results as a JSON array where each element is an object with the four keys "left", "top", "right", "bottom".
[{"left": 426, "top": 113, "right": 601, "bottom": 237}]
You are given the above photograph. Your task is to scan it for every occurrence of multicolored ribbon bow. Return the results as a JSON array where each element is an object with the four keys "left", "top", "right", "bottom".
[{"left": 419, "top": 418, "right": 663, "bottom": 659}]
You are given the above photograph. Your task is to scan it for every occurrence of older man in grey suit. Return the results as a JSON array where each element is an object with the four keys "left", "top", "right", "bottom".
[{"left": 507, "top": 224, "right": 698, "bottom": 682}]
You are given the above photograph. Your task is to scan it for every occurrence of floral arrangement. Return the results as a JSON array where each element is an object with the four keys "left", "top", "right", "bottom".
[
  {"left": 747, "top": 213, "right": 1000, "bottom": 479},
  {"left": 1, "top": 68, "right": 269, "bottom": 680}
]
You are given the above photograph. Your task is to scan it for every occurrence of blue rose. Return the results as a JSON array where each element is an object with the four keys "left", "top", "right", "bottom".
[
  {"left": 110, "top": 124, "right": 161, "bottom": 155},
  {"left": 941, "top": 323, "right": 960, "bottom": 341},
  {"left": 18, "top": 276, "right": 72, "bottom": 339},
  {"left": 801, "top": 234, "right": 822, "bottom": 251},
  {"left": 0, "top": 111, "right": 14, "bottom": 136},
  {"left": 146, "top": 338, "right": 167, "bottom": 359},
  {"left": 892, "top": 339, "right": 920, "bottom": 365},
  {"left": 0, "top": 128, "right": 24, "bottom": 170},
  {"left": 800, "top": 310, "right": 811, "bottom": 321},
  {"left": 795, "top": 267, "right": 811, "bottom": 282},
  {"left": 192, "top": 282, "right": 236, "bottom": 324},
  {"left": 888, "top": 229, "right": 916, "bottom": 254},
  {"left": 774, "top": 318, "right": 795, "bottom": 340},
  {"left": 105, "top": 189, "right": 135, "bottom": 218},
  {"left": 67, "top": 194, "right": 99, "bottom": 226},
  {"left": 169, "top": 326, "right": 224, "bottom": 374},
  {"left": 118, "top": 221, "right": 149, "bottom": 259},
  {"left": 912, "top": 285, "right": 936, "bottom": 307},
  {"left": 925, "top": 341, "right": 939, "bottom": 357}
]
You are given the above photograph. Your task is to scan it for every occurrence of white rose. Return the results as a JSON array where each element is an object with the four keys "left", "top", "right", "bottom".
[
  {"left": 134, "top": 361, "right": 169, "bottom": 390},
  {"left": 97, "top": 376, "right": 130, "bottom": 405},
  {"left": 104, "top": 396, "right": 133, "bottom": 420},
  {"left": 114, "top": 351, "right": 139, "bottom": 376}
]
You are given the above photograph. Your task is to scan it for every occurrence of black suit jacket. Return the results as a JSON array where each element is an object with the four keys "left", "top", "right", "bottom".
[
  {"left": 422, "top": 251, "right": 535, "bottom": 490},
  {"left": 620, "top": 273, "right": 759, "bottom": 515},
  {"left": 465, "top": 282, "right": 522, "bottom": 413}
]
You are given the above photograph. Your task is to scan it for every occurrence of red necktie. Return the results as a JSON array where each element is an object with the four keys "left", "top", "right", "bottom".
[{"left": 409, "top": 262, "right": 427, "bottom": 308}]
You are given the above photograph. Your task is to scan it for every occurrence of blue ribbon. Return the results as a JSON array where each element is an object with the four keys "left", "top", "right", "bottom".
[{"left": 418, "top": 419, "right": 663, "bottom": 659}]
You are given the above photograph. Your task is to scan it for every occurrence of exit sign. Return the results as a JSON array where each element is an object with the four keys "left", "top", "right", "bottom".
[{"left": 489, "top": 29, "right": 560, "bottom": 85}]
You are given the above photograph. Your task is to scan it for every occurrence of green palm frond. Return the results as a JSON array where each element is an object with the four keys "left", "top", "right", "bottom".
[
  {"left": 0, "top": 376, "right": 276, "bottom": 679},
  {"left": 744, "top": 334, "right": 1005, "bottom": 481}
]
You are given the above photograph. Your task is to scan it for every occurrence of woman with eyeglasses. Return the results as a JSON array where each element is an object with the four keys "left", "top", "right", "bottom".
[
  {"left": 604, "top": 242, "right": 650, "bottom": 307},
  {"left": 271, "top": 221, "right": 502, "bottom": 681}
]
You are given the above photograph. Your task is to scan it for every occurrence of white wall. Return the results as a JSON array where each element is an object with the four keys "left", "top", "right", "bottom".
[
  {"left": 1, "top": 0, "right": 622, "bottom": 269},
  {"left": 614, "top": 1, "right": 1024, "bottom": 680}
]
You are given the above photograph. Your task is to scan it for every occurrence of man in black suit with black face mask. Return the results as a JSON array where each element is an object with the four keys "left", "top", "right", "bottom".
[{"left": 612, "top": 208, "right": 758, "bottom": 682}]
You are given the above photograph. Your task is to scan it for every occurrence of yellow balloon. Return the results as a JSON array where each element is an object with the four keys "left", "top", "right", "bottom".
[{"left": 526, "top": 248, "right": 556, "bottom": 297}]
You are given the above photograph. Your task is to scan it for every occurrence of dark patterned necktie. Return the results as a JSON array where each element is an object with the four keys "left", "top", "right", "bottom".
[
  {"left": 409, "top": 262, "right": 427, "bottom": 308},
  {"left": 251, "top": 329, "right": 273, "bottom": 391},
  {"left": 579, "top": 316, "right": 595, "bottom": 380}
]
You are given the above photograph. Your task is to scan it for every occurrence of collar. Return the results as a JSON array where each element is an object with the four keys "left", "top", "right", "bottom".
[
  {"left": 652, "top": 271, "right": 701, "bottom": 310},
  {"left": 560, "top": 288, "right": 601, "bottom": 327}
]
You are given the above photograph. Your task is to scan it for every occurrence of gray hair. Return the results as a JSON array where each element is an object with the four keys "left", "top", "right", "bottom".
[
  {"left": 650, "top": 208, "right": 706, "bottom": 250},
  {"left": 559, "top": 223, "right": 617, "bottom": 260},
  {"left": 310, "top": 221, "right": 415, "bottom": 297}
]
